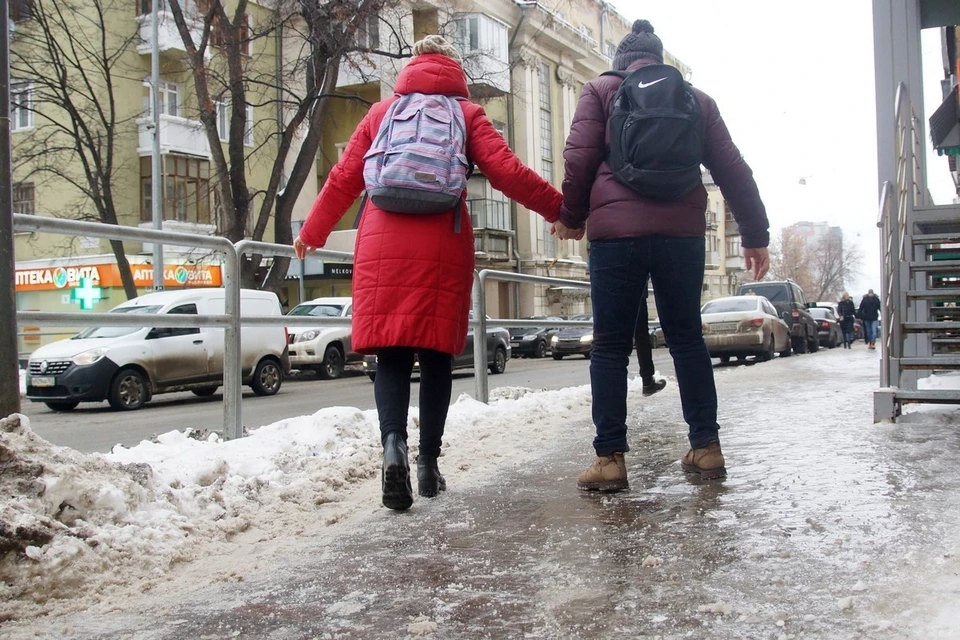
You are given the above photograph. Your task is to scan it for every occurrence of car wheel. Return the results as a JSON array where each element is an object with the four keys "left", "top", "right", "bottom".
[
  {"left": 793, "top": 336, "right": 807, "bottom": 354},
  {"left": 760, "top": 336, "right": 775, "bottom": 362},
  {"left": 534, "top": 340, "right": 546, "bottom": 359},
  {"left": 584, "top": 351, "right": 591, "bottom": 360},
  {"left": 191, "top": 387, "right": 218, "bottom": 397},
  {"left": 489, "top": 346, "right": 507, "bottom": 374},
  {"left": 808, "top": 332, "right": 820, "bottom": 352},
  {"left": 251, "top": 358, "right": 283, "bottom": 396},
  {"left": 318, "top": 345, "right": 344, "bottom": 380},
  {"left": 108, "top": 368, "right": 148, "bottom": 411},
  {"left": 553, "top": 353, "right": 564, "bottom": 360},
  {"left": 719, "top": 356, "right": 730, "bottom": 364},
  {"left": 367, "top": 373, "right": 376, "bottom": 383},
  {"left": 45, "top": 401, "right": 79, "bottom": 412},
  {"left": 779, "top": 338, "right": 792, "bottom": 357}
]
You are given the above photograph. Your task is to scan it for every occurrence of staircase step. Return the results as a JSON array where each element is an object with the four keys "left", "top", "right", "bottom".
[
  {"left": 894, "top": 389, "right": 960, "bottom": 404},
  {"left": 932, "top": 338, "right": 960, "bottom": 344},
  {"left": 907, "top": 288, "right": 960, "bottom": 299},
  {"left": 913, "top": 233, "right": 960, "bottom": 245},
  {"left": 912, "top": 205, "right": 960, "bottom": 234},
  {"left": 910, "top": 260, "right": 960, "bottom": 272},
  {"left": 898, "top": 357, "right": 960, "bottom": 369},
  {"left": 931, "top": 308, "right": 960, "bottom": 317},
  {"left": 903, "top": 321, "right": 960, "bottom": 332}
]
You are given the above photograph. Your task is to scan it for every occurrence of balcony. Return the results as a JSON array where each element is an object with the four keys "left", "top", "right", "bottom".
[
  {"left": 455, "top": 14, "right": 510, "bottom": 96},
  {"left": 137, "top": 114, "right": 211, "bottom": 158},
  {"left": 726, "top": 254, "right": 746, "bottom": 272},
  {"left": 136, "top": 10, "right": 204, "bottom": 57},
  {"left": 474, "top": 228, "right": 513, "bottom": 262}
]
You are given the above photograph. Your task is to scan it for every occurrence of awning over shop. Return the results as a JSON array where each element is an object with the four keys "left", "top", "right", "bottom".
[{"left": 930, "top": 84, "right": 960, "bottom": 156}]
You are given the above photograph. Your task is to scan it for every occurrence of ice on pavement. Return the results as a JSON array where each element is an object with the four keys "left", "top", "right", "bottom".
[{"left": 1, "top": 348, "right": 959, "bottom": 638}]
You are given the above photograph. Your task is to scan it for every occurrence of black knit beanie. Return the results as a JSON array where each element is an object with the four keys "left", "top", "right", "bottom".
[{"left": 613, "top": 19, "right": 663, "bottom": 70}]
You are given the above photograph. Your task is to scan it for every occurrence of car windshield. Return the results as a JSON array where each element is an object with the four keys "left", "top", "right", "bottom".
[
  {"left": 809, "top": 308, "right": 830, "bottom": 319},
  {"left": 742, "top": 285, "right": 787, "bottom": 302},
  {"left": 702, "top": 299, "right": 758, "bottom": 314},
  {"left": 288, "top": 304, "right": 344, "bottom": 317},
  {"left": 74, "top": 305, "right": 163, "bottom": 339}
]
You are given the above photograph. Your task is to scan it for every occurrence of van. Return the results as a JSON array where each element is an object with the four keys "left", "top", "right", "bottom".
[{"left": 25, "top": 289, "right": 289, "bottom": 411}]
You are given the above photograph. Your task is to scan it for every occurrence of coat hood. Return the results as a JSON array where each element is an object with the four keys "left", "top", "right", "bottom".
[{"left": 393, "top": 54, "right": 470, "bottom": 99}]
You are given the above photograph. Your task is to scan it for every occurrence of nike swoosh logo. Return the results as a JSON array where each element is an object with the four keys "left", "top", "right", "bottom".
[{"left": 637, "top": 77, "right": 667, "bottom": 89}]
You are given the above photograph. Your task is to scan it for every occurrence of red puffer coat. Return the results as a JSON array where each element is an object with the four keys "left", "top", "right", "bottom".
[{"left": 299, "top": 54, "right": 562, "bottom": 356}]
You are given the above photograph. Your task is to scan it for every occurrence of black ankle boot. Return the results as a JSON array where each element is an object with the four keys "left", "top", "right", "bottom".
[
  {"left": 381, "top": 432, "right": 413, "bottom": 510},
  {"left": 417, "top": 456, "right": 446, "bottom": 498}
]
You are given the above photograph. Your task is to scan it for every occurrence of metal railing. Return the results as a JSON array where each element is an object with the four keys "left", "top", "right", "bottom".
[
  {"left": 877, "top": 180, "right": 898, "bottom": 388},
  {"left": 14, "top": 215, "right": 596, "bottom": 436}
]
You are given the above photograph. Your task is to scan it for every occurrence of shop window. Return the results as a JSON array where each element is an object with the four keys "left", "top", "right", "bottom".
[
  {"left": 13, "top": 182, "right": 35, "bottom": 215},
  {"left": 140, "top": 156, "right": 211, "bottom": 225}
]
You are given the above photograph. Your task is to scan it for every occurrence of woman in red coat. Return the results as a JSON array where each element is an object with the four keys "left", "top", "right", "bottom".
[{"left": 294, "top": 36, "right": 563, "bottom": 510}]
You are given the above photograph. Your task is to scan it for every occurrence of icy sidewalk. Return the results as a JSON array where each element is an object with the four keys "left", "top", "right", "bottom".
[{"left": 3, "top": 347, "right": 960, "bottom": 639}]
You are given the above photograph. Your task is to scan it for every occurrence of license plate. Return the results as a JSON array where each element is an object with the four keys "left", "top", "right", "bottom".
[
  {"left": 31, "top": 376, "right": 55, "bottom": 387},
  {"left": 710, "top": 322, "right": 738, "bottom": 333}
]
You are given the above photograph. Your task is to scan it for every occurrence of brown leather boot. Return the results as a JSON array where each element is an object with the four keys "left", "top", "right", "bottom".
[
  {"left": 681, "top": 441, "right": 726, "bottom": 480},
  {"left": 577, "top": 453, "right": 628, "bottom": 492}
]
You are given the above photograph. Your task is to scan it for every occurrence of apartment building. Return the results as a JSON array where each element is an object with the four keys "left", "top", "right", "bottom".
[
  {"left": 702, "top": 170, "right": 747, "bottom": 303},
  {"left": 10, "top": 0, "right": 319, "bottom": 356}
]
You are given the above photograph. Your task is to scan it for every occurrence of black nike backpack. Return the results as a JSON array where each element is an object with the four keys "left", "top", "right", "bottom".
[{"left": 603, "top": 64, "right": 705, "bottom": 200}]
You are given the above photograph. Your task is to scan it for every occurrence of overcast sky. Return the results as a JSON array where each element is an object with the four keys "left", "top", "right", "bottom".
[{"left": 609, "top": 0, "right": 957, "bottom": 297}]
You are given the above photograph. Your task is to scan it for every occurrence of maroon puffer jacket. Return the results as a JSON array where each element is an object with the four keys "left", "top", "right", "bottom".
[{"left": 559, "top": 59, "right": 769, "bottom": 248}]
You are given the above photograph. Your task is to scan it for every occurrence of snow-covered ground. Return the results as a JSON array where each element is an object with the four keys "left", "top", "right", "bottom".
[{"left": 1, "top": 349, "right": 959, "bottom": 638}]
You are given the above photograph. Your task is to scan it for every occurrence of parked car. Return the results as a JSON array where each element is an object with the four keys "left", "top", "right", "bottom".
[
  {"left": 25, "top": 289, "right": 288, "bottom": 411},
  {"left": 701, "top": 295, "right": 792, "bottom": 362},
  {"left": 808, "top": 306, "right": 843, "bottom": 348},
  {"left": 736, "top": 280, "right": 819, "bottom": 354},
  {"left": 286, "top": 297, "right": 360, "bottom": 379},
  {"left": 506, "top": 316, "right": 564, "bottom": 358},
  {"left": 362, "top": 313, "right": 511, "bottom": 381},
  {"left": 649, "top": 318, "right": 664, "bottom": 349},
  {"left": 551, "top": 314, "right": 593, "bottom": 360},
  {"left": 814, "top": 301, "right": 863, "bottom": 342}
]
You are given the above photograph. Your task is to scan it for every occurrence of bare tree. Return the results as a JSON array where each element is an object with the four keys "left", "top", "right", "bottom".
[
  {"left": 10, "top": 0, "right": 141, "bottom": 300},
  {"left": 767, "top": 226, "right": 814, "bottom": 294},
  {"left": 166, "top": 0, "right": 404, "bottom": 289},
  {"left": 808, "top": 233, "right": 862, "bottom": 301}
]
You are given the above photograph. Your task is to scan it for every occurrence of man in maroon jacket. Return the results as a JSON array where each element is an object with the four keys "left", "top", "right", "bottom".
[{"left": 553, "top": 20, "right": 770, "bottom": 489}]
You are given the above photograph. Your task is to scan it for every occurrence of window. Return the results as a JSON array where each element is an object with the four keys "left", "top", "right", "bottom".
[
  {"left": 538, "top": 62, "right": 553, "bottom": 184},
  {"left": 10, "top": 0, "right": 32, "bottom": 21},
  {"left": 210, "top": 12, "right": 251, "bottom": 55},
  {"left": 142, "top": 81, "right": 179, "bottom": 118},
  {"left": 137, "top": 0, "right": 202, "bottom": 19},
  {"left": 455, "top": 15, "right": 479, "bottom": 52},
  {"left": 579, "top": 25, "right": 594, "bottom": 40},
  {"left": 140, "top": 156, "right": 211, "bottom": 225},
  {"left": 356, "top": 15, "right": 379, "bottom": 50},
  {"left": 10, "top": 82, "right": 33, "bottom": 131},
  {"left": 159, "top": 303, "right": 200, "bottom": 337},
  {"left": 12, "top": 182, "right": 35, "bottom": 215},
  {"left": 605, "top": 41, "right": 616, "bottom": 58},
  {"left": 214, "top": 99, "right": 254, "bottom": 146}
]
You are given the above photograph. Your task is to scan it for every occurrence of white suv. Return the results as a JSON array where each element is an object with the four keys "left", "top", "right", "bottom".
[{"left": 286, "top": 297, "right": 359, "bottom": 379}]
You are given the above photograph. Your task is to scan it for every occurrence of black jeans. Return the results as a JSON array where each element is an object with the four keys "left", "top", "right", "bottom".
[
  {"left": 634, "top": 286, "right": 655, "bottom": 383},
  {"left": 589, "top": 236, "right": 719, "bottom": 455},
  {"left": 374, "top": 346, "right": 453, "bottom": 459}
]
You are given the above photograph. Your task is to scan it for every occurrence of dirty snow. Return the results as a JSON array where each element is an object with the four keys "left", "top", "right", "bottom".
[{"left": 0, "top": 350, "right": 959, "bottom": 638}]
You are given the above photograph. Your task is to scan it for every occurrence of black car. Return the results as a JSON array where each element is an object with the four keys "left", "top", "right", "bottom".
[
  {"left": 506, "top": 316, "right": 564, "bottom": 358},
  {"left": 808, "top": 307, "right": 843, "bottom": 348},
  {"left": 551, "top": 314, "right": 593, "bottom": 360},
  {"left": 736, "top": 280, "right": 819, "bottom": 354},
  {"left": 362, "top": 315, "right": 511, "bottom": 381}
]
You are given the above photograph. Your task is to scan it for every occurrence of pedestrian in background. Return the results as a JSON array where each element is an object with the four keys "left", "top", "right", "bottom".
[
  {"left": 837, "top": 292, "right": 857, "bottom": 349},
  {"left": 553, "top": 19, "right": 770, "bottom": 489},
  {"left": 295, "top": 36, "right": 563, "bottom": 511},
  {"left": 858, "top": 289, "right": 881, "bottom": 350},
  {"left": 634, "top": 284, "right": 666, "bottom": 395}
]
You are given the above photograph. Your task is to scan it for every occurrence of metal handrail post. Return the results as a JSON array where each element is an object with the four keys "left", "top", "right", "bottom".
[
  {"left": 877, "top": 181, "right": 893, "bottom": 388},
  {"left": 472, "top": 271, "right": 488, "bottom": 403},
  {"left": 221, "top": 244, "right": 242, "bottom": 440}
]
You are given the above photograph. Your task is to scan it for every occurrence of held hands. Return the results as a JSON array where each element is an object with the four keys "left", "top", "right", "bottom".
[
  {"left": 743, "top": 247, "right": 770, "bottom": 281},
  {"left": 293, "top": 236, "right": 318, "bottom": 260},
  {"left": 551, "top": 221, "right": 585, "bottom": 241}
]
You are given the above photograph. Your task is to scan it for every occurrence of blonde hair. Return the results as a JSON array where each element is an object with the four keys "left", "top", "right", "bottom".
[
  {"left": 413, "top": 35, "right": 463, "bottom": 65},
  {"left": 841, "top": 292, "right": 850, "bottom": 301}
]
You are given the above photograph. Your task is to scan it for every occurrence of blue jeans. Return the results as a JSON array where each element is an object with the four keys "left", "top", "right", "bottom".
[
  {"left": 863, "top": 320, "right": 879, "bottom": 344},
  {"left": 588, "top": 236, "right": 720, "bottom": 456}
]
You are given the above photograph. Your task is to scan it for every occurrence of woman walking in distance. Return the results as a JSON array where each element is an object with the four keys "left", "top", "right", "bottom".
[{"left": 295, "top": 36, "right": 563, "bottom": 510}]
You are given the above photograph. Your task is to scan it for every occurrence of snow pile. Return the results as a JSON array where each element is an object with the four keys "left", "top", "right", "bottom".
[{"left": 0, "top": 384, "right": 593, "bottom": 621}]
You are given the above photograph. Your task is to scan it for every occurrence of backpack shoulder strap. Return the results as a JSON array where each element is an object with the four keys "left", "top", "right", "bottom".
[{"left": 600, "top": 70, "right": 630, "bottom": 80}]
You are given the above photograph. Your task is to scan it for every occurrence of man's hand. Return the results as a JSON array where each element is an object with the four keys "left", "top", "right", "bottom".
[
  {"left": 744, "top": 247, "right": 770, "bottom": 281},
  {"left": 551, "top": 221, "right": 585, "bottom": 241},
  {"left": 293, "top": 236, "right": 317, "bottom": 260}
]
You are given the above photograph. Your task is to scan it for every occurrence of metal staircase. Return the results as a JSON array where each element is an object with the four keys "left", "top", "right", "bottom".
[{"left": 873, "top": 0, "right": 960, "bottom": 420}]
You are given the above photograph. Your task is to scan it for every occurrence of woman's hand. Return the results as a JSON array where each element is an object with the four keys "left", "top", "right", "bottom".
[{"left": 293, "top": 236, "right": 317, "bottom": 260}]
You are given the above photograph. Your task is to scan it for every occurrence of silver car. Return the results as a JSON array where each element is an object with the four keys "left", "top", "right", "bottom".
[{"left": 702, "top": 296, "right": 792, "bottom": 362}]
